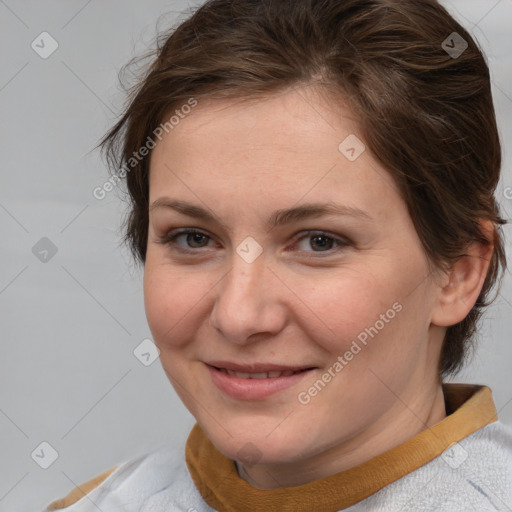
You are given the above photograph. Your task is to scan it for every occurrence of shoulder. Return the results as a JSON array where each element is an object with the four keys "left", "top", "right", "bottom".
[
  {"left": 461, "top": 420, "right": 512, "bottom": 471},
  {"left": 349, "top": 421, "right": 512, "bottom": 512},
  {"left": 42, "top": 443, "right": 187, "bottom": 511},
  {"left": 44, "top": 466, "right": 119, "bottom": 510}
]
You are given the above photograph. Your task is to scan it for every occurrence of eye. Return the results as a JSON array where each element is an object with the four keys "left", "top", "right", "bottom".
[
  {"left": 291, "top": 231, "right": 350, "bottom": 257},
  {"left": 157, "top": 228, "right": 351, "bottom": 258},
  {"left": 158, "top": 228, "right": 215, "bottom": 253}
]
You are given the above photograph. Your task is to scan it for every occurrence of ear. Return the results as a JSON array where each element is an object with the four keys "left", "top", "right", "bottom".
[{"left": 431, "top": 220, "right": 494, "bottom": 327}]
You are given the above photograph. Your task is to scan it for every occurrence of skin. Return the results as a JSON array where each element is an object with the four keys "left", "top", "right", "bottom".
[{"left": 144, "top": 84, "right": 493, "bottom": 489}]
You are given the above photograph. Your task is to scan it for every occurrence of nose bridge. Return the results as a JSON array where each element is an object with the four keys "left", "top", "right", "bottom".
[
  {"left": 224, "top": 232, "right": 268, "bottom": 300},
  {"left": 222, "top": 247, "right": 267, "bottom": 313},
  {"left": 210, "top": 239, "right": 283, "bottom": 342}
]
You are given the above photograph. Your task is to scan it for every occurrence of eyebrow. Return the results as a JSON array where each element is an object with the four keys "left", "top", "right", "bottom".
[{"left": 149, "top": 198, "right": 372, "bottom": 229}]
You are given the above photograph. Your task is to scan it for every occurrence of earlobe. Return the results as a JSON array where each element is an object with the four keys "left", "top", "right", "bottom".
[{"left": 431, "top": 220, "right": 494, "bottom": 327}]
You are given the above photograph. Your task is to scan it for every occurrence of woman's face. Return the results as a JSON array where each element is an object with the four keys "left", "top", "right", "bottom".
[{"left": 144, "top": 86, "right": 446, "bottom": 484}]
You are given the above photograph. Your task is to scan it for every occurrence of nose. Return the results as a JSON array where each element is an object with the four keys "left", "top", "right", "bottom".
[{"left": 209, "top": 250, "right": 287, "bottom": 346}]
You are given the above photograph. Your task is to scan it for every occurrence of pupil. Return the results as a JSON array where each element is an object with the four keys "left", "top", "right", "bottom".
[
  {"left": 312, "top": 235, "right": 332, "bottom": 251},
  {"left": 188, "top": 233, "right": 206, "bottom": 247}
]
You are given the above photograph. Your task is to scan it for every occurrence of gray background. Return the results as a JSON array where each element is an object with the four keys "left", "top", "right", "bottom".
[{"left": 0, "top": 1, "right": 511, "bottom": 510}]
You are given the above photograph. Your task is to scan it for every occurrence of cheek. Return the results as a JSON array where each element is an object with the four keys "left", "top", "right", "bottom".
[
  {"left": 297, "top": 270, "right": 402, "bottom": 355},
  {"left": 143, "top": 263, "right": 209, "bottom": 351}
]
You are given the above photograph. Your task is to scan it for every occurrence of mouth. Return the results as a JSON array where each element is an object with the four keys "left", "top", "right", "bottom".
[
  {"left": 213, "top": 367, "right": 311, "bottom": 379},
  {"left": 205, "top": 362, "right": 317, "bottom": 400}
]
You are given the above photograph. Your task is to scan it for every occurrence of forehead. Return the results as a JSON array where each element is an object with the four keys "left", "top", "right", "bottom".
[
  {"left": 148, "top": 86, "right": 403, "bottom": 224},
  {"left": 157, "top": 86, "right": 360, "bottom": 155}
]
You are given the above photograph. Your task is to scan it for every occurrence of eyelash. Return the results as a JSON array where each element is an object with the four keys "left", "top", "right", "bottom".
[{"left": 157, "top": 228, "right": 351, "bottom": 258}]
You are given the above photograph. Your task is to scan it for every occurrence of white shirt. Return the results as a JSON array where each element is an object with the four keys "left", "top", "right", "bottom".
[{"left": 43, "top": 420, "right": 512, "bottom": 512}]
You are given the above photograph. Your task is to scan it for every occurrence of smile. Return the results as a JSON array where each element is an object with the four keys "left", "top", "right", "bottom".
[
  {"left": 206, "top": 362, "right": 316, "bottom": 400},
  {"left": 217, "top": 368, "right": 303, "bottom": 379}
]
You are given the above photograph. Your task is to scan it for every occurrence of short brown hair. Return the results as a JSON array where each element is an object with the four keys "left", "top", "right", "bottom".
[{"left": 99, "top": 0, "right": 507, "bottom": 377}]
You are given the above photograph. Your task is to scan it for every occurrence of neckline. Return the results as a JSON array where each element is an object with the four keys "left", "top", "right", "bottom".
[{"left": 185, "top": 383, "right": 497, "bottom": 511}]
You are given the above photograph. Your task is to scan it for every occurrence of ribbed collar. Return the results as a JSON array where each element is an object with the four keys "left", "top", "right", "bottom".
[{"left": 185, "top": 383, "right": 498, "bottom": 512}]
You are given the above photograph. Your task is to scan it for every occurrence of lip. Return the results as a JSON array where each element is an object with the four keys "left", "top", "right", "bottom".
[
  {"left": 206, "top": 362, "right": 316, "bottom": 401},
  {"left": 206, "top": 360, "right": 313, "bottom": 373}
]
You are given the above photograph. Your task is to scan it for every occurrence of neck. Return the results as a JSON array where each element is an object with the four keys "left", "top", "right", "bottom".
[{"left": 237, "top": 382, "right": 447, "bottom": 489}]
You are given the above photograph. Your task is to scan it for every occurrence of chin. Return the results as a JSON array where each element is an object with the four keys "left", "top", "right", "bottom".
[{"left": 205, "top": 424, "right": 312, "bottom": 466}]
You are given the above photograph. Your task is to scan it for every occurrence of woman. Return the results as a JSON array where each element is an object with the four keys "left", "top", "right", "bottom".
[{"left": 44, "top": 0, "right": 512, "bottom": 510}]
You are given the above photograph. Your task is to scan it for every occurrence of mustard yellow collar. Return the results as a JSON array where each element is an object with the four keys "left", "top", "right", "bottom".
[{"left": 185, "top": 383, "right": 498, "bottom": 512}]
